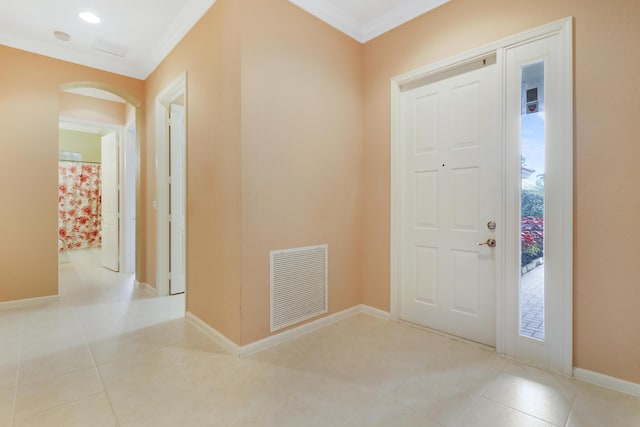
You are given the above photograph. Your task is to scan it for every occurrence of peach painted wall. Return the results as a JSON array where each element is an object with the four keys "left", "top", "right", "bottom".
[
  {"left": 144, "top": 0, "right": 362, "bottom": 345},
  {"left": 59, "top": 92, "right": 126, "bottom": 125},
  {"left": 0, "top": 45, "right": 144, "bottom": 303},
  {"left": 58, "top": 130, "right": 102, "bottom": 163},
  {"left": 362, "top": 0, "right": 640, "bottom": 383},
  {"left": 144, "top": 0, "right": 243, "bottom": 343},
  {"left": 239, "top": 0, "right": 363, "bottom": 344}
]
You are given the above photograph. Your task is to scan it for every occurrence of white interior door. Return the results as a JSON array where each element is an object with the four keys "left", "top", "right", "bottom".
[
  {"left": 400, "top": 64, "right": 499, "bottom": 346},
  {"left": 101, "top": 131, "right": 119, "bottom": 272},
  {"left": 169, "top": 104, "right": 186, "bottom": 295},
  {"left": 123, "top": 122, "right": 136, "bottom": 274}
]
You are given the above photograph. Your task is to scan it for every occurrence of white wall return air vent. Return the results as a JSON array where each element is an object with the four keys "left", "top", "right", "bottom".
[{"left": 270, "top": 244, "right": 328, "bottom": 332}]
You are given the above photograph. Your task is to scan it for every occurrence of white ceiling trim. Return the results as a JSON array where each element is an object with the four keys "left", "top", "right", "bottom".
[
  {"left": 289, "top": 0, "right": 450, "bottom": 43},
  {"left": 139, "top": 0, "right": 216, "bottom": 79},
  {"left": 361, "top": 0, "right": 450, "bottom": 42},
  {"left": 0, "top": 29, "right": 141, "bottom": 78},
  {"left": 289, "top": 0, "right": 365, "bottom": 42}
]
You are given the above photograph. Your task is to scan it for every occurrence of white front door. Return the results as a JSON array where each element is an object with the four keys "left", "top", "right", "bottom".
[
  {"left": 169, "top": 104, "right": 186, "bottom": 295},
  {"left": 400, "top": 63, "right": 499, "bottom": 346},
  {"left": 101, "top": 131, "right": 119, "bottom": 272}
]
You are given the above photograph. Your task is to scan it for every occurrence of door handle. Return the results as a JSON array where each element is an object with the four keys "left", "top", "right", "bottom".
[{"left": 477, "top": 238, "right": 496, "bottom": 248}]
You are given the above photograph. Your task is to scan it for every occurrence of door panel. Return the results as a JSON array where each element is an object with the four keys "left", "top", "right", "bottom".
[
  {"left": 415, "top": 94, "right": 439, "bottom": 153},
  {"left": 452, "top": 250, "right": 479, "bottom": 315},
  {"left": 452, "top": 167, "right": 479, "bottom": 230},
  {"left": 101, "top": 132, "right": 119, "bottom": 272},
  {"left": 401, "top": 64, "right": 498, "bottom": 346},
  {"left": 416, "top": 172, "right": 438, "bottom": 228},
  {"left": 452, "top": 82, "right": 480, "bottom": 148},
  {"left": 415, "top": 246, "right": 438, "bottom": 305}
]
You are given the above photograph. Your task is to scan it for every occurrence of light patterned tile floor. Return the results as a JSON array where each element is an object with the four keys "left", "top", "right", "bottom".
[{"left": 0, "top": 249, "right": 639, "bottom": 426}]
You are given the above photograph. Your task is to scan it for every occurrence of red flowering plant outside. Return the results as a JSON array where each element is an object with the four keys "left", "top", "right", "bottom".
[{"left": 521, "top": 216, "right": 543, "bottom": 266}]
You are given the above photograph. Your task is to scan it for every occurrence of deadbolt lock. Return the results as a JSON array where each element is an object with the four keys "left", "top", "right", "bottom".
[
  {"left": 487, "top": 221, "right": 496, "bottom": 230},
  {"left": 478, "top": 238, "right": 497, "bottom": 248}
]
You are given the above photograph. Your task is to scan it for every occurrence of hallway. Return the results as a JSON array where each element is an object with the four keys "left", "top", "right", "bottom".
[{"left": 0, "top": 250, "right": 638, "bottom": 426}]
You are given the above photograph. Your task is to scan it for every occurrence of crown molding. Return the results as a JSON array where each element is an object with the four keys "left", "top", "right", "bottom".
[
  {"left": 0, "top": 29, "right": 143, "bottom": 79},
  {"left": 140, "top": 0, "right": 216, "bottom": 79},
  {"left": 362, "top": 0, "right": 450, "bottom": 42},
  {"left": 289, "top": 0, "right": 449, "bottom": 44},
  {"left": 289, "top": 0, "right": 364, "bottom": 42}
]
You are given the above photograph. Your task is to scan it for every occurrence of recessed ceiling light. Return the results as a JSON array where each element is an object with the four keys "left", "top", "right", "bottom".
[
  {"left": 54, "top": 31, "right": 71, "bottom": 42},
  {"left": 79, "top": 11, "right": 100, "bottom": 24}
]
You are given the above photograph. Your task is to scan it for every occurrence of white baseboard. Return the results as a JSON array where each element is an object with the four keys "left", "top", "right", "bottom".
[
  {"left": 185, "top": 304, "right": 391, "bottom": 359},
  {"left": 240, "top": 305, "right": 367, "bottom": 357},
  {"left": 186, "top": 311, "right": 240, "bottom": 356},
  {"left": 574, "top": 368, "right": 640, "bottom": 397},
  {"left": 360, "top": 304, "right": 392, "bottom": 320},
  {"left": 0, "top": 295, "right": 60, "bottom": 311},
  {"left": 136, "top": 281, "right": 157, "bottom": 296}
]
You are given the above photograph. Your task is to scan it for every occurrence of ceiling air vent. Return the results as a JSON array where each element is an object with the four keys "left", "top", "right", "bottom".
[{"left": 92, "top": 37, "right": 129, "bottom": 58}]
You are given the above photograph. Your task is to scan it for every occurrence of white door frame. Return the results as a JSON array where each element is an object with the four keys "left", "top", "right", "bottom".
[
  {"left": 169, "top": 104, "right": 186, "bottom": 294},
  {"left": 390, "top": 17, "right": 573, "bottom": 375},
  {"left": 155, "top": 73, "right": 187, "bottom": 297},
  {"left": 59, "top": 117, "right": 126, "bottom": 266}
]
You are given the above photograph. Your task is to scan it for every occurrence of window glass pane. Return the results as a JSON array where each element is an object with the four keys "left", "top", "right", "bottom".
[{"left": 520, "top": 61, "right": 545, "bottom": 340}]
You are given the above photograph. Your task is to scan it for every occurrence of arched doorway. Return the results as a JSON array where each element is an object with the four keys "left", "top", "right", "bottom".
[{"left": 58, "top": 82, "right": 142, "bottom": 284}]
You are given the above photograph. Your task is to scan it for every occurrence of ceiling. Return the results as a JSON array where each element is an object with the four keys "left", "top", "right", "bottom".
[
  {"left": 0, "top": 0, "right": 449, "bottom": 80},
  {"left": 289, "top": 0, "right": 450, "bottom": 43},
  {"left": 0, "top": 0, "right": 217, "bottom": 80}
]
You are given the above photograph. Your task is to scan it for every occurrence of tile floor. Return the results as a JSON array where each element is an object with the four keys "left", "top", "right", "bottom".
[{"left": 1, "top": 249, "right": 639, "bottom": 426}]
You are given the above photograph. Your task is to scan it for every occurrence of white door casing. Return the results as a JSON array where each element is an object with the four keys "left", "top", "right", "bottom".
[
  {"left": 156, "top": 73, "right": 186, "bottom": 297},
  {"left": 400, "top": 62, "right": 499, "bottom": 347},
  {"left": 169, "top": 104, "right": 186, "bottom": 295},
  {"left": 101, "top": 131, "right": 119, "bottom": 272},
  {"left": 391, "top": 17, "right": 573, "bottom": 374}
]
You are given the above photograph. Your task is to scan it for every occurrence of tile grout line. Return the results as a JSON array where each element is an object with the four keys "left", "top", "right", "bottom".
[
  {"left": 14, "top": 255, "right": 125, "bottom": 425},
  {"left": 448, "top": 364, "right": 508, "bottom": 427},
  {"left": 286, "top": 391, "right": 339, "bottom": 427},
  {"left": 376, "top": 364, "right": 450, "bottom": 427},
  {"left": 453, "top": 356, "right": 512, "bottom": 426},
  {"left": 76, "top": 294, "right": 123, "bottom": 427},
  {"left": 479, "top": 393, "right": 568, "bottom": 426},
  {"left": 384, "top": 394, "right": 447, "bottom": 426},
  {"left": 482, "top": 359, "right": 573, "bottom": 426},
  {"left": 9, "top": 310, "right": 26, "bottom": 427},
  {"left": 11, "top": 391, "right": 108, "bottom": 424},
  {"left": 562, "top": 383, "right": 579, "bottom": 427},
  {"left": 66, "top": 260, "right": 126, "bottom": 426}
]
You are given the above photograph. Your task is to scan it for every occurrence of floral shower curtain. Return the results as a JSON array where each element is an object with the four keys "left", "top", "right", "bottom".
[{"left": 58, "top": 161, "right": 102, "bottom": 251}]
